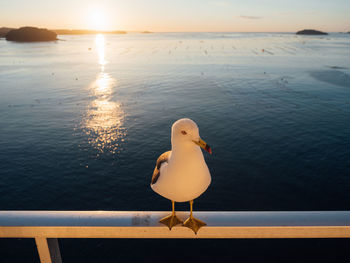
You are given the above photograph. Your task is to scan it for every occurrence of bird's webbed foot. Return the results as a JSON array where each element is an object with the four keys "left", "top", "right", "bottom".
[
  {"left": 183, "top": 216, "right": 206, "bottom": 234},
  {"left": 159, "top": 213, "right": 183, "bottom": 230}
]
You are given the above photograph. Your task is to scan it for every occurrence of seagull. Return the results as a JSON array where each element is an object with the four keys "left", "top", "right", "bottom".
[{"left": 151, "top": 118, "right": 212, "bottom": 234}]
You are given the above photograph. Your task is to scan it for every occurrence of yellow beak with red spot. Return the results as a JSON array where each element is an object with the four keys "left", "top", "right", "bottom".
[{"left": 193, "top": 138, "right": 212, "bottom": 154}]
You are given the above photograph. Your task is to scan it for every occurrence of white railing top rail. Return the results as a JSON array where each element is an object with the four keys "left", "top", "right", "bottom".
[
  {"left": 1, "top": 211, "right": 350, "bottom": 239},
  {"left": 1, "top": 210, "right": 350, "bottom": 227}
]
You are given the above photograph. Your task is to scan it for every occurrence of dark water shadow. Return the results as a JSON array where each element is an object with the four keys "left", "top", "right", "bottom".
[
  {"left": 326, "top": 65, "right": 348, "bottom": 70},
  {"left": 310, "top": 70, "right": 350, "bottom": 88}
]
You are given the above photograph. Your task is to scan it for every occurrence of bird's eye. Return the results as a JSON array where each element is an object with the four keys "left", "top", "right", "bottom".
[{"left": 181, "top": 130, "right": 187, "bottom": 135}]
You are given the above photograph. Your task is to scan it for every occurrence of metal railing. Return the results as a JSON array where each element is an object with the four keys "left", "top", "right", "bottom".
[{"left": 1, "top": 211, "right": 350, "bottom": 263}]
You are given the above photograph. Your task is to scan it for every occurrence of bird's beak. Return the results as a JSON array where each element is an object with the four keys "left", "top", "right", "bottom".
[{"left": 193, "top": 138, "right": 212, "bottom": 154}]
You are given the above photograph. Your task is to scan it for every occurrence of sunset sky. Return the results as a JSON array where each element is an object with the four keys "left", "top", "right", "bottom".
[{"left": 1, "top": 0, "right": 349, "bottom": 32}]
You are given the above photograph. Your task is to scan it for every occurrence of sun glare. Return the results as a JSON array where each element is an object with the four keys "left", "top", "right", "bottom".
[{"left": 88, "top": 9, "right": 109, "bottom": 31}]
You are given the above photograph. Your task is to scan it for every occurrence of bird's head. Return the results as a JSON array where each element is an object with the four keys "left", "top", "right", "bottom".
[{"left": 171, "top": 118, "right": 212, "bottom": 154}]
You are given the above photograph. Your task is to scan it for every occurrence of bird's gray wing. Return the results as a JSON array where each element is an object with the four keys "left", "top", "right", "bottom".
[{"left": 151, "top": 151, "right": 171, "bottom": 185}]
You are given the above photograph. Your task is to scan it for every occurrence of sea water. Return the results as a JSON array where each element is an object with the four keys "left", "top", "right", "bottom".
[{"left": 0, "top": 32, "right": 349, "bottom": 262}]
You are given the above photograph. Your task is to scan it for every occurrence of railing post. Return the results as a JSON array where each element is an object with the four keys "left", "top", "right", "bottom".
[{"left": 35, "top": 237, "right": 62, "bottom": 263}]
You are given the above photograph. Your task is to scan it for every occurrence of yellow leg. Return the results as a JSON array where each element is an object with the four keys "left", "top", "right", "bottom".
[
  {"left": 159, "top": 200, "right": 183, "bottom": 230},
  {"left": 183, "top": 200, "right": 206, "bottom": 234}
]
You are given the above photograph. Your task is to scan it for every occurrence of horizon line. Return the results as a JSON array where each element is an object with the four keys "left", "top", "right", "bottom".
[{"left": 1, "top": 26, "right": 348, "bottom": 34}]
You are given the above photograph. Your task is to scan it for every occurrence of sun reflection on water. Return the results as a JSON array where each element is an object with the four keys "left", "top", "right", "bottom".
[
  {"left": 83, "top": 35, "right": 126, "bottom": 154},
  {"left": 95, "top": 33, "right": 107, "bottom": 68}
]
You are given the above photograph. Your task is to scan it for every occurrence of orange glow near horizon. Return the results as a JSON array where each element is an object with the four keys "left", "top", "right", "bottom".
[{"left": 1, "top": 1, "right": 349, "bottom": 32}]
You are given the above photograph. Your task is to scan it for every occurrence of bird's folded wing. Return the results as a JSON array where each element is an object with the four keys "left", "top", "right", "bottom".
[{"left": 151, "top": 151, "right": 171, "bottom": 185}]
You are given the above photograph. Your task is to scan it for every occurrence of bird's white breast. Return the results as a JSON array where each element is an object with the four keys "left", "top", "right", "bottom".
[{"left": 151, "top": 147, "right": 211, "bottom": 202}]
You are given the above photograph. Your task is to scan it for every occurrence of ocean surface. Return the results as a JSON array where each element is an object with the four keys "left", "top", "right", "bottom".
[{"left": 1, "top": 32, "right": 350, "bottom": 262}]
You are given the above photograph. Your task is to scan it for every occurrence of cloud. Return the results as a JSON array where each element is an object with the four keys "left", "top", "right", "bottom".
[{"left": 239, "top": 15, "right": 262, "bottom": 20}]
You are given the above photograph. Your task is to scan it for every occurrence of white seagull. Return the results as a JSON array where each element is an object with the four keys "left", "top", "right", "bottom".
[{"left": 151, "top": 118, "right": 212, "bottom": 234}]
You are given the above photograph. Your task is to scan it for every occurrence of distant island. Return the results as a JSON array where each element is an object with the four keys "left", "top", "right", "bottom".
[
  {"left": 5, "top": 27, "right": 57, "bottom": 42},
  {"left": 53, "top": 29, "right": 126, "bottom": 35},
  {"left": 296, "top": 29, "right": 328, "bottom": 35}
]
